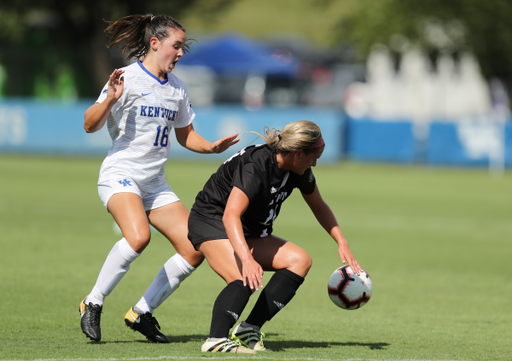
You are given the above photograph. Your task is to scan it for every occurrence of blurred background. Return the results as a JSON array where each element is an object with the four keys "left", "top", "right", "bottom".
[{"left": 1, "top": 0, "right": 512, "bottom": 170}]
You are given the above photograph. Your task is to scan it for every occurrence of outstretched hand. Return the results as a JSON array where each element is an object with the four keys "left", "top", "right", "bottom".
[
  {"left": 338, "top": 240, "right": 362, "bottom": 275},
  {"left": 210, "top": 133, "right": 240, "bottom": 154}
]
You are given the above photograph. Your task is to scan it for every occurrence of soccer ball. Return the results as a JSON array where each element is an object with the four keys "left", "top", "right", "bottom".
[{"left": 328, "top": 265, "right": 373, "bottom": 310}]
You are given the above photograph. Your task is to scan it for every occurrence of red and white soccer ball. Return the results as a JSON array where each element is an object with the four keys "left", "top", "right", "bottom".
[{"left": 328, "top": 265, "right": 373, "bottom": 310}]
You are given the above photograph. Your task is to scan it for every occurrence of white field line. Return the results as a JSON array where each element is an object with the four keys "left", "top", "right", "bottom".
[{"left": 0, "top": 357, "right": 468, "bottom": 361}]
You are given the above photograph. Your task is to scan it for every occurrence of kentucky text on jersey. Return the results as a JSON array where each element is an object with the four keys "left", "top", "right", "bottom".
[{"left": 140, "top": 106, "right": 177, "bottom": 121}]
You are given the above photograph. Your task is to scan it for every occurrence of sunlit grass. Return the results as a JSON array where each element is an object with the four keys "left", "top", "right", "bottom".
[{"left": 0, "top": 155, "right": 511, "bottom": 360}]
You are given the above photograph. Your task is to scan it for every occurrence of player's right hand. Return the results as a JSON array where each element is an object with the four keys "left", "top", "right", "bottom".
[
  {"left": 107, "top": 69, "right": 125, "bottom": 102},
  {"left": 242, "top": 258, "right": 264, "bottom": 292}
]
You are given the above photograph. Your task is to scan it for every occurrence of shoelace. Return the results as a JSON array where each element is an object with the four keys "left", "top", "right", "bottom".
[
  {"left": 231, "top": 338, "right": 243, "bottom": 346},
  {"left": 252, "top": 330, "right": 265, "bottom": 346},
  {"left": 142, "top": 312, "right": 161, "bottom": 330},
  {"left": 226, "top": 338, "right": 243, "bottom": 349},
  {"left": 85, "top": 303, "right": 102, "bottom": 322},
  {"left": 232, "top": 330, "right": 265, "bottom": 347}
]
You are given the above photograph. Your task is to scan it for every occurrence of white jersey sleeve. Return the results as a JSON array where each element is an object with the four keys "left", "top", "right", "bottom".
[{"left": 170, "top": 75, "right": 195, "bottom": 129}]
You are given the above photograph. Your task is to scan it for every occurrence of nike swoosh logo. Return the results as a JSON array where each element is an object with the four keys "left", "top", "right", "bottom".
[
  {"left": 141, "top": 93, "right": 151, "bottom": 96},
  {"left": 127, "top": 310, "right": 140, "bottom": 323}
]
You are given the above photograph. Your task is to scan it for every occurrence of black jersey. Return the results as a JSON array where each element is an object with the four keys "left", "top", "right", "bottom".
[{"left": 190, "top": 144, "right": 316, "bottom": 238}]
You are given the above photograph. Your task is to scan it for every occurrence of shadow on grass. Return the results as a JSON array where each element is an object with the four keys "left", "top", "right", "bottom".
[
  {"left": 264, "top": 339, "right": 389, "bottom": 352},
  {"left": 86, "top": 334, "right": 206, "bottom": 344},
  {"left": 89, "top": 334, "right": 389, "bottom": 351}
]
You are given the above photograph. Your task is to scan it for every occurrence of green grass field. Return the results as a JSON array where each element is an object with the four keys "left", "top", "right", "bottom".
[{"left": 1, "top": 154, "right": 511, "bottom": 361}]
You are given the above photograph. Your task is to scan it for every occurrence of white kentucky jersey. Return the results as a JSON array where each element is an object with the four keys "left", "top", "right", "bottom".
[{"left": 96, "top": 61, "right": 195, "bottom": 190}]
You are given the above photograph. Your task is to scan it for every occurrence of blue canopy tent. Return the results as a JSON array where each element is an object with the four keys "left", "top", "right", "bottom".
[{"left": 179, "top": 34, "right": 298, "bottom": 77}]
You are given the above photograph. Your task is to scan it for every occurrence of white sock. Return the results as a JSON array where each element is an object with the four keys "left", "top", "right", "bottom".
[
  {"left": 86, "top": 238, "right": 140, "bottom": 306},
  {"left": 134, "top": 253, "right": 195, "bottom": 314}
]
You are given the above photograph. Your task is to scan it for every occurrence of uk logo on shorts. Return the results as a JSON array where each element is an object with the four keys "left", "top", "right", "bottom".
[{"left": 118, "top": 179, "right": 132, "bottom": 187}]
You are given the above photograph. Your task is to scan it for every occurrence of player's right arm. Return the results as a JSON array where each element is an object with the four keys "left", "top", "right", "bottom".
[
  {"left": 223, "top": 186, "right": 264, "bottom": 291},
  {"left": 84, "top": 69, "right": 125, "bottom": 133}
]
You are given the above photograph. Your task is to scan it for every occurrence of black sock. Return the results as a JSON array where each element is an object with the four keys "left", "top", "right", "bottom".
[
  {"left": 245, "top": 269, "right": 304, "bottom": 328},
  {"left": 209, "top": 280, "right": 252, "bottom": 338}
]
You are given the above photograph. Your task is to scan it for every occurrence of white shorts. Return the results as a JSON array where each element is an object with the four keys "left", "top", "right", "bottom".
[{"left": 98, "top": 176, "right": 180, "bottom": 212}]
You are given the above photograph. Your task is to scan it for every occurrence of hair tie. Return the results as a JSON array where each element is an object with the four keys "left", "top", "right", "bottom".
[
  {"left": 306, "top": 136, "right": 325, "bottom": 149},
  {"left": 274, "top": 134, "right": 282, "bottom": 152}
]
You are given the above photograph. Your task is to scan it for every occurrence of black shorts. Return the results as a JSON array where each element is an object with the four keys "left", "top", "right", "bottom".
[{"left": 188, "top": 210, "right": 229, "bottom": 250}]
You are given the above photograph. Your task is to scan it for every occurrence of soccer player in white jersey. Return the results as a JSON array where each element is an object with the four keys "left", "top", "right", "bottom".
[{"left": 79, "top": 14, "right": 239, "bottom": 343}]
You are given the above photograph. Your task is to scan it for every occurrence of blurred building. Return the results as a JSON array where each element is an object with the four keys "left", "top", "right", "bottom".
[{"left": 344, "top": 44, "right": 496, "bottom": 122}]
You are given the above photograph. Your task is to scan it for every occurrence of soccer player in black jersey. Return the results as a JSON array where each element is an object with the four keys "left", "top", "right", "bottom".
[{"left": 188, "top": 120, "right": 362, "bottom": 354}]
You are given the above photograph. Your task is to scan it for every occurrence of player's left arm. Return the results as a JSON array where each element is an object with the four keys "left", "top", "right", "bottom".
[
  {"left": 302, "top": 185, "right": 362, "bottom": 274},
  {"left": 175, "top": 123, "right": 239, "bottom": 154}
]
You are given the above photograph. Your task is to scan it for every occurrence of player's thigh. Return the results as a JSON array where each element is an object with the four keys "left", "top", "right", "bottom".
[
  {"left": 108, "top": 192, "right": 151, "bottom": 252},
  {"left": 248, "top": 235, "right": 312, "bottom": 277},
  {"left": 198, "top": 239, "right": 242, "bottom": 283},
  {"left": 147, "top": 201, "right": 204, "bottom": 267}
]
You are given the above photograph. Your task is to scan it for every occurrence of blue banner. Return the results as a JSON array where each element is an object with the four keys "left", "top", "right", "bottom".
[
  {"left": 0, "top": 99, "right": 344, "bottom": 162},
  {"left": 3, "top": 99, "right": 511, "bottom": 168},
  {"left": 345, "top": 118, "right": 415, "bottom": 163},
  {"left": 428, "top": 121, "right": 512, "bottom": 167}
]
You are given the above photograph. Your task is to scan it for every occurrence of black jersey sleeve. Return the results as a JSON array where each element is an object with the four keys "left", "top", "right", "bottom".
[
  {"left": 232, "top": 163, "right": 266, "bottom": 202},
  {"left": 297, "top": 167, "right": 316, "bottom": 195}
]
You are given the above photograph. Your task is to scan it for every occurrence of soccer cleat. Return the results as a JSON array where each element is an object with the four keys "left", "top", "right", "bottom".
[
  {"left": 79, "top": 296, "right": 102, "bottom": 341},
  {"left": 231, "top": 323, "right": 266, "bottom": 351},
  {"left": 201, "top": 337, "right": 256, "bottom": 354},
  {"left": 124, "top": 307, "right": 169, "bottom": 343}
]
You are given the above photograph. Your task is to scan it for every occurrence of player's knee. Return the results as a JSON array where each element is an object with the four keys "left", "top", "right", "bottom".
[
  {"left": 125, "top": 233, "right": 151, "bottom": 253},
  {"left": 289, "top": 249, "right": 312, "bottom": 276},
  {"left": 175, "top": 242, "right": 205, "bottom": 268},
  {"left": 301, "top": 253, "right": 313, "bottom": 273},
  {"left": 182, "top": 250, "right": 205, "bottom": 268}
]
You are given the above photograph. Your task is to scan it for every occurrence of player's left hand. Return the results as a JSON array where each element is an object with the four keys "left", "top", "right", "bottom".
[
  {"left": 210, "top": 133, "right": 240, "bottom": 153},
  {"left": 338, "top": 240, "right": 362, "bottom": 275}
]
